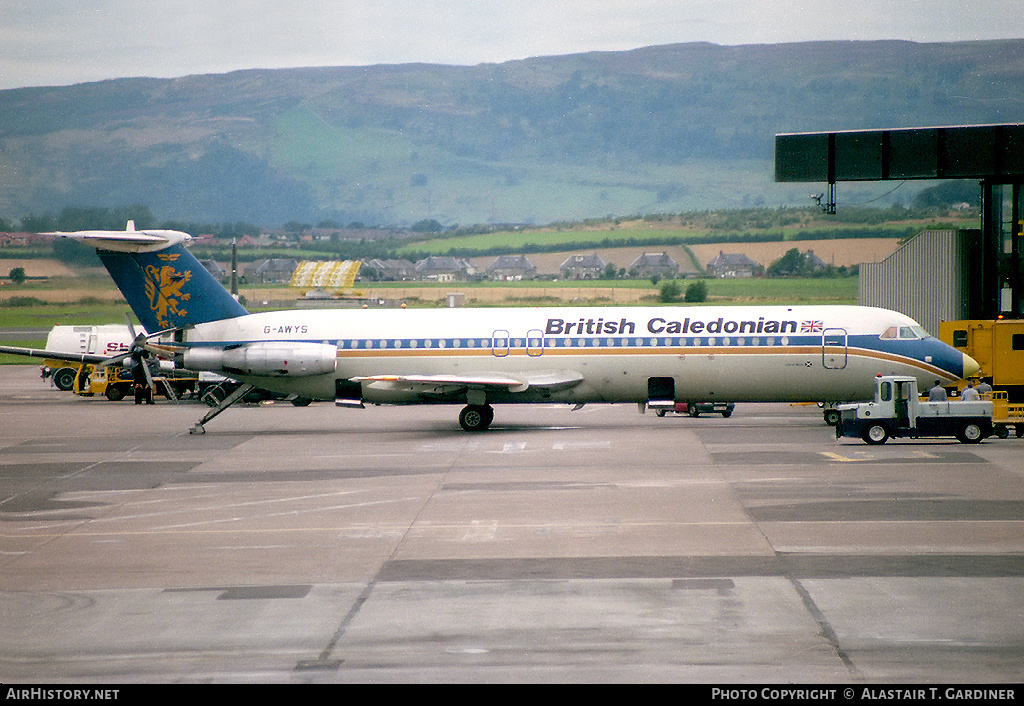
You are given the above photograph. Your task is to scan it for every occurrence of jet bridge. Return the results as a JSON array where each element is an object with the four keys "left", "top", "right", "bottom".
[{"left": 775, "top": 124, "right": 1024, "bottom": 320}]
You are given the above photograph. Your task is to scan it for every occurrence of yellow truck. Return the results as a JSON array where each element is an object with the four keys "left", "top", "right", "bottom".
[
  {"left": 940, "top": 319, "right": 1024, "bottom": 437},
  {"left": 71, "top": 362, "right": 200, "bottom": 401},
  {"left": 940, "top": 319, "right": 1024, "bottom": 399}
]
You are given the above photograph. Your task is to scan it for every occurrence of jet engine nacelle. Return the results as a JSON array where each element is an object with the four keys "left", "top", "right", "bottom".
[{"left": 183, "top": 342, "right": 337, "bottom": 377}]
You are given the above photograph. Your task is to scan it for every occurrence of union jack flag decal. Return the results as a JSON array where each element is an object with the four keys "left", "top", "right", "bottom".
[{"left": 801, "top": 320, "right": 824, "bottom": 333}]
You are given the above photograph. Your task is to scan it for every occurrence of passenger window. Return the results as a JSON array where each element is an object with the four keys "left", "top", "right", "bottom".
[
  {"left": 880, "top": 327, "right": 897, "bottom": 339},
  {"left": 880, "top": 382, "right": 892, "bottom": 401}
]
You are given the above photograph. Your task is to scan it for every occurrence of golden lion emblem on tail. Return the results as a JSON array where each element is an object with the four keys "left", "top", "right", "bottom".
[{"left": 145, "top": 264, "right": 192, "bottom": 328}]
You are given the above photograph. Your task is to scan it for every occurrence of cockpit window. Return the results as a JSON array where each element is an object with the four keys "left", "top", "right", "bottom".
[{"left": 880, "top": 325, "right": 928, "bottom": 340}]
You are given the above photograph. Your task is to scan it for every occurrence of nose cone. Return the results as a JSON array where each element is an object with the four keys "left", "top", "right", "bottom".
[{"left": 962, "top": 352, "right": 981, "bottom": 379}]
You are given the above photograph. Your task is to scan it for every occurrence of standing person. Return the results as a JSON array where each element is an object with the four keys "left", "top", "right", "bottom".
[
  {"left": 960, "top": 380, "right": 980, "bottom": 401},
  {"left": 130, "top": 349, "right": 154, "bottom": 405},
  {"left": 976, "top": 377, "right": 993, "bottom": 396},
  {"left": 928, "top": 380, "right": 948, "bottom": 401}
]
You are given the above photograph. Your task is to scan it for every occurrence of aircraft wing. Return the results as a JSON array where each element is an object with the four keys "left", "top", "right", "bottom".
[
  {"left": 0, "top": 345, "right": 112, "bottom": 365},
  {"left": 354, "top": 370, "right": 585, "bottom": 395}
]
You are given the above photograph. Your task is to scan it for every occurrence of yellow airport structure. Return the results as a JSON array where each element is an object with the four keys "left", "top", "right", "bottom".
[
  {"left": 290, "top": 260, "right": 362, "bottom": 296},
  {"left": 941, "top": 319, "right": 1024, "bottom": 390}
]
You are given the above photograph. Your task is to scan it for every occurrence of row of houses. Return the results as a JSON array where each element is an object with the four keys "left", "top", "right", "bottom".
[
  {"left": 201, "top": 258, "right": 297, "bottom": 284},
  {"left": 206, "top": 248, "right": 831, "bottom": 284},
  {"left": 705, "top": 249, "right": 829, "bottom": 278},
  {"left": 370, "top": 252, "right": 689, "bottom": 282},
  {"left": 213, "top": 252, "right": 690, "bottom": 284}
]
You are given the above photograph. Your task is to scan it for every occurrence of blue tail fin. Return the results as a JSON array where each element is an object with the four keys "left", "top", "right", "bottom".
[{"left": 99, "top": 243, "right": 248, "bottom": 331}]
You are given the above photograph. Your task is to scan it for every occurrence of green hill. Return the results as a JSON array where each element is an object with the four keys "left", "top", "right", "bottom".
[{"left": 1, "top": 40, "right": 1021, "bottom": 226}]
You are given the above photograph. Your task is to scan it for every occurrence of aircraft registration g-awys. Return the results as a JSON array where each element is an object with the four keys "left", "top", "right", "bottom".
[{"left": 4, "top": 222, "right": 980, "bottom": 435}]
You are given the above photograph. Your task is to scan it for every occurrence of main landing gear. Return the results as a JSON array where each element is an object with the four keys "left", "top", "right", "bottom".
[{"left": 459, "top": 404, "right": 494, "bottom": 432}]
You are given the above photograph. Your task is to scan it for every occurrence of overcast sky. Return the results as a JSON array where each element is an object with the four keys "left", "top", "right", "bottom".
[{"left": 2, "top": 0, "right": 1022, "bottom": 90}]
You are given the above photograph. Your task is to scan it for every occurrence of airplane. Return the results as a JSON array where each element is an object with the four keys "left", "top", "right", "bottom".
[{"left": 0, "top": 222, "right": 980, "bottom": 435}]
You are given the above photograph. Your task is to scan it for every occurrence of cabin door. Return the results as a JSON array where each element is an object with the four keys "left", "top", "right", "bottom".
[
  {"left": 822, "top": 328, "right": 848, "bottom": 370},
  {"left": 647, "top": 376, "right": 675, "bottom": 411}
]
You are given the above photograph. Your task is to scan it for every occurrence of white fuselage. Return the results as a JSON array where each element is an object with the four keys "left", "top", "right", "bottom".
[{"left": 180, "top": 304, "right": 976, "bottom": 407}]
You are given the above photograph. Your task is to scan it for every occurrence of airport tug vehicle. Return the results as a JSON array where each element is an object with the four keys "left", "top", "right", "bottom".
[{"left": 836, "top": 375, "right": 993, "bottom": 445}]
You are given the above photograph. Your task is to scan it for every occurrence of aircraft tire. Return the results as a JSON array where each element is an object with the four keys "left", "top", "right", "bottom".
[
  {"left": 862, "top": 423, "right": 889, "bottom": 445},
  {"left": 823, "top": 409, "right": 840, "bottom": 426},
  {"left": 459, "top": 404, "right": 493, "bottom": 432}
]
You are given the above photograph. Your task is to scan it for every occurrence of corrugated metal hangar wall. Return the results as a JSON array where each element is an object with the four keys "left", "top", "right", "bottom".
[{"left": 859, "top": 229, "right": 974, "bottom": 336}]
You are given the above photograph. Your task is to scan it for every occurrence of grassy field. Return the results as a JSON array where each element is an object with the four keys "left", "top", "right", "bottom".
[
  {"left": 0, "top": 340, "right": 47, "bottom": 365},
  {"left": 0, "top": 302, "right": 131, "bottom": 364},
  {"left": 401, "top": 226, "right": 812, "bottom": 256},
  {"left": 0, "top": 302, "right": 132, "bottom": 328},
  {"left": 1, "top": 276, "right": 857, "bottom": 320},
  {"left": 391, "top": 217, "right": 934, "bottom": 258},
  {"left": 342, "top": 276, "right": 858, "bottom": 307},
  {"left": 698, "top": 276, "right": 857, "bottom": 302}
]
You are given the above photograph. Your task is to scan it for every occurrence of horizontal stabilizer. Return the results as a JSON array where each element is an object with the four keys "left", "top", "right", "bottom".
[
  {"left": 42, "top": 221, "right": 247, "bottom": 331},
  {"left": 44, "top": 224, "right": 192, "bottom": 253}
]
